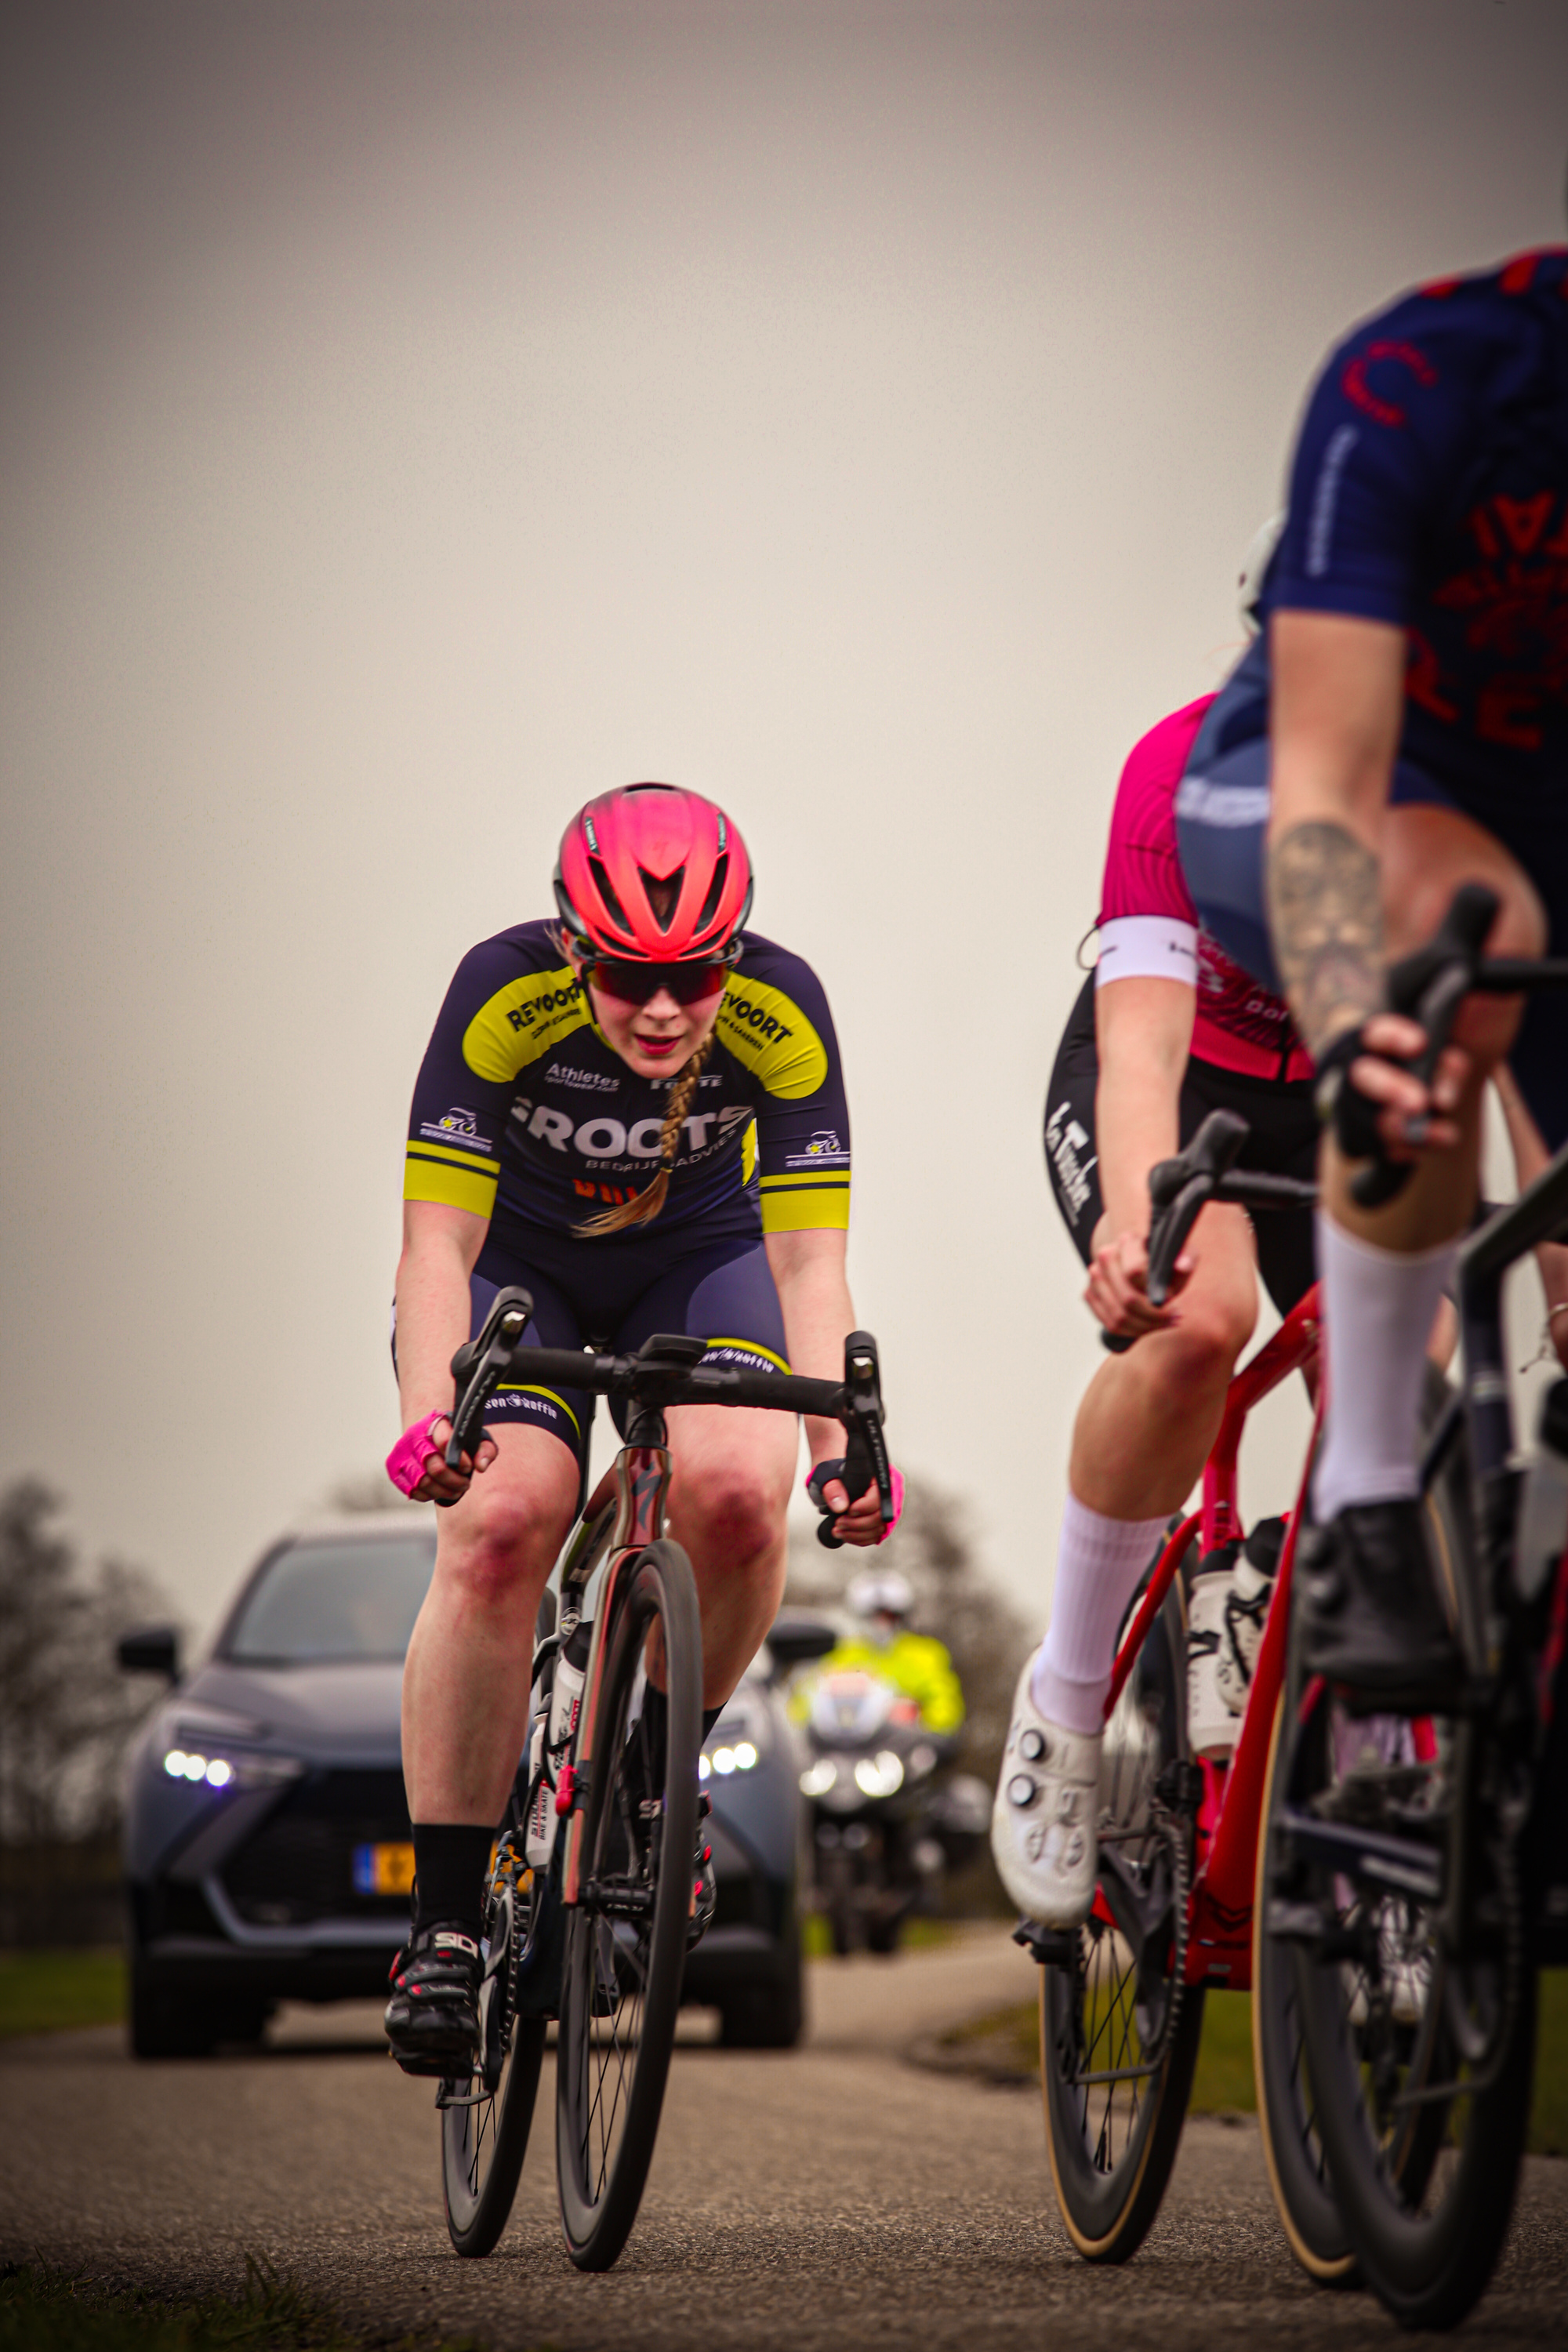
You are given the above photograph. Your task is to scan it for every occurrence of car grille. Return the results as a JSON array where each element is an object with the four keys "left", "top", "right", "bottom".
[{"left": 220, "top": 1769, "right": 412, "bottom": 1928}]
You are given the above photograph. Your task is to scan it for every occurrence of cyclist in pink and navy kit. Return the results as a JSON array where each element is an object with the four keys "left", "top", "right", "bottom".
[
  {"left": 1045, "top": 680, "right": 1319, "bottom": 1323},
  {"left": 993, "top": 543, "right": 1320, "bottom": 1928}
]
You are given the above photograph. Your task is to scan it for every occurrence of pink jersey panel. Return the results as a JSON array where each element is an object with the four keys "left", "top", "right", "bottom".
[
  {"left": 1098, "top": 697, "right": 1210, "bottom": 927},
  {"left": 1098, "top": 697, "right": 1313, "bottom": 1083}
]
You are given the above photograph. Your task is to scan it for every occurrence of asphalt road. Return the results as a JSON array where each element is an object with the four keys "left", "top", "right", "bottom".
[{"left": 2, "top": 1928, "right": 1564, "bottom": 2352}]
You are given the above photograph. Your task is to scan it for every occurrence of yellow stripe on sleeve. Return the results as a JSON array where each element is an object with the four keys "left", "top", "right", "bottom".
[
  {"left": 760, "top": 1182, "right": 851, "bottom": 1235},
  {"left": 403, "top": 1149, "right": 499, "bottom": 1218}
]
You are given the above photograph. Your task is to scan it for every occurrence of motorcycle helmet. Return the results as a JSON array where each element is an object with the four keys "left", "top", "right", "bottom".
[
  {"left": 848, "top": 1569, "right": 914, "bottom": 1622},
  {"left": 554, "top": 782, "right": 753, "bottom": 966}
]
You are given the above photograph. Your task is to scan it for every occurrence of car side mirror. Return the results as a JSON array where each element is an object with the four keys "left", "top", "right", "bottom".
[
  {"left": 118, "top": 1624, "right": 180, "bottom": 1682},
  {"left": 764, "top": 1616, "right": 837, "bottom": 1677}
]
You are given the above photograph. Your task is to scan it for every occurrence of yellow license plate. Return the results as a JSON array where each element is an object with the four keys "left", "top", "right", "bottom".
[{"left": 353, "top": 1840, "right": 415, "bottom": 1896}]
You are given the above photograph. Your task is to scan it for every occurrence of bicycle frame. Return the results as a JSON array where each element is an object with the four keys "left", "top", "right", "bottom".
[{"left": 1102, "top": 1283, "right": 1323, "bottom": 1991}]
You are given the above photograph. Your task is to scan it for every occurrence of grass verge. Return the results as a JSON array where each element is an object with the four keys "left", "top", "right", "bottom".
[
  {"left": 930, "top": 1968, "right": 1568, "bottom": 2154},
  {"left": 0, "top": 1951, "right": 125, "bottom": 2041},
  {"left": 0, "top": 2258, "right": 492, "bottom": 2352},
  {"left": 802, "top": 1914, "right": 960, "bottom": 1960}
]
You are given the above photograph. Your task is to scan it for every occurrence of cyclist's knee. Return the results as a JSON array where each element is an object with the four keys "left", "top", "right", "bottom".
[
  {"left": 1153, "top": 1293, "right": 1254, "bottom": 1398},
  {"left": 1383, "top": 810, "right": 1547, "bottom": 970},
  {"left": 441, "top": 1483, "right": 564, "bottom": 1602},
  {"left": 677, "top": 1460, "right": 785, "bottom": 1563}
]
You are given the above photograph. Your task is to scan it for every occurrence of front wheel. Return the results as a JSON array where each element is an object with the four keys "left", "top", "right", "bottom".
[
  {"left": 1041, "top": 1565, "right": 1204, "bottom": 2262},
  {"left": 1253, "top": 1691, "right": 1358, "bottom": 2286},
  {"left": 441, "top": 1860, "right": 548, "bottom": 2257},
  {"left": 555, "top": 1539, "right": 702, "bottom": 2272}
]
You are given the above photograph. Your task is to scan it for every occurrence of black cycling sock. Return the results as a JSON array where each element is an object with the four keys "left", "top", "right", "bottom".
[
  {"left": 411, "top": 1822, "right": 495, "bottom": 1938},
  {"left": 626, "top": 1694, "right": 725, "bottom": 1804}
]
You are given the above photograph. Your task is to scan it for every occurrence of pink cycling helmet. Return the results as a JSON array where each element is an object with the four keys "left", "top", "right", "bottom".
[{"left": 554, "top": 783, "right": 753, "bottom": 962}]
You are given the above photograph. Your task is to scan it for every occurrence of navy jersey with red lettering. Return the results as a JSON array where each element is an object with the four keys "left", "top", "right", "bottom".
[
  {"left": 403, "top": 924, "right": 851, "bottom": 1250},
  {"left": 1175, "top": 248, "right": 1568, "bottom": 1144},
  {"left": 1265, "top": 245, "right": 1568, "bottom": 808}
]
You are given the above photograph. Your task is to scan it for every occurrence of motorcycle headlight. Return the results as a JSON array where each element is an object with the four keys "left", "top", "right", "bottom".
[
  {"left": 853, "top": 1750, "right": 905, "bottom": 1798},
  {"left": 799, "top": 1758, "right": 838, "bottom": 1797}
]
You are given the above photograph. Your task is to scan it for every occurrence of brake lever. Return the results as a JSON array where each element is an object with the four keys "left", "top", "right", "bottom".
[
  {"left": 445, "top": 1285, "right": 535, "bottom": 1472},
  {"left": 808, "top": 1332, "right": 892, "bottom": 1547},
  {"left": 1350, "top": 884, "right": 1499, "bottom": 1209}
]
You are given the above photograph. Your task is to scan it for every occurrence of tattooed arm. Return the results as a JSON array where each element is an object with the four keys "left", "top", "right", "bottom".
[{"left": 1264, "top": 611, "right": 1405, "bottom": 1059}]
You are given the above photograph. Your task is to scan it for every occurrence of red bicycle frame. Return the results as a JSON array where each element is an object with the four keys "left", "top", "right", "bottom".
[{"left": 1102, "top": 1283, "right": 1323, "bottom": 1991}]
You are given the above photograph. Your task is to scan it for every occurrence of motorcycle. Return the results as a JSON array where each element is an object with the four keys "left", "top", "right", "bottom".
[{"left": 794, "top": 1664, "right": 989, "bottom": 1955}]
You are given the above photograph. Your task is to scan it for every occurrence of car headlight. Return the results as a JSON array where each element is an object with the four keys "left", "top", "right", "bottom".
[
  {"left": 853, "top": 1751, "right": 905, "bottom": 1798},
  {"left": 700, "top": 1740, "right": 760, "bottom": 1779},
  {"left": 162, "top": 1747, "right": 302, "bottom": 1791},
  {"left": 799, "top": 1757, "right": 838, "bottom": 1797}
]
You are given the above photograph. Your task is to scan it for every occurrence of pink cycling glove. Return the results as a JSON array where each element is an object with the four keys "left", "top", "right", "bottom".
[
  {"left": 386, "top": 1410, "right": 452, "bottom": 1500},
  {"left": 804, "top": 1460, "right": 906, "bottom": 1544}
]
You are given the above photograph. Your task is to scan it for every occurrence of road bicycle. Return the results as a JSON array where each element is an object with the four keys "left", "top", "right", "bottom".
[
  {"left": 426, "top": 1289, "right": 894, "bottom": 2272},
  {"left": 1029, "top": 886, "right": 1568, "bottom": 2328},
  {"left": 1260, "top": 887, "right": 1568, "bottom": 2328},
  {"left": 1022, "top": 1107, "right": 1333, "bottom": 2269}
]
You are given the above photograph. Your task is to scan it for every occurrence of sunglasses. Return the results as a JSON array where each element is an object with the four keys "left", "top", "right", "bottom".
[{"left": 586, "top": 957, "right": 731, "bottom": 1007}]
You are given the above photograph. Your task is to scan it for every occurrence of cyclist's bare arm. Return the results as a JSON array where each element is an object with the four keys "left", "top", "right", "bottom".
[
  {"left": 765, "top": 1225, "right": 880, "bottom": 1544},
  {"left": 1265, "top": 610, "right": 1461, "bottom": 1142},
  {"left": 394, "top": 1199, "right": 499, "bottom": 1498},
  {"left": 1089, "top": 972, "right": 1197, "bottom": 1338}
]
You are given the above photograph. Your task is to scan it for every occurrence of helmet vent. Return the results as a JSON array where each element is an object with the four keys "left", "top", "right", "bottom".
[
  {"left": 588, "top": 856, "right": 632, "bottom": 937},
  {"left": 639, "top": 866, "right": 684, "bottom": 933},
  {"left": 693, "top": 853, "right": 728, "bottom": 938}
]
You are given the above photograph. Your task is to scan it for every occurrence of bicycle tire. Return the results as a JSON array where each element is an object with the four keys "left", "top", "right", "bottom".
[
  {"left": 441, "top": 1867, "right": 548, "bottom": 2257},
  {"left": 1281, "top": 1392, "right": 1537, "bottom": 2331},
  {"left": 555, "top": 1537, "right": 701, "bottom": 2271},
  {"left": 1041, "top": 1563, "right": 1206, "bottom": 2261},
  {"left": 1253, "top": 1690, "right": 1359, "bottom": 2286}
]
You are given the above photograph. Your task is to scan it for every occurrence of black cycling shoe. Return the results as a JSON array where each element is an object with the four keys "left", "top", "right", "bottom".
[
  {"left": 688, "top": 1792, "right": 716, "bottom": 1951},
  {"left": 384, "top": 1922, "right": 482, "bottom": 2077},
  {"left": 1298, "top": 1499, "right": 1464, "bottom": 1711}
]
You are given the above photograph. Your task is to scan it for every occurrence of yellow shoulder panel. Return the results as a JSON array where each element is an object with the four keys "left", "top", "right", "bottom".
[
  {"left": 462, "top": 965, "right": 590, "bottom": 1083},
  {"left": 716, "top": 973, "right": 827, "bottom": 1099}
]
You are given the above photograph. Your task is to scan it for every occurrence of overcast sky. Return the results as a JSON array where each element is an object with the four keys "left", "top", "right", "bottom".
[{"left": 4, "top": 0, "right": 1567, "bottom": 1641}]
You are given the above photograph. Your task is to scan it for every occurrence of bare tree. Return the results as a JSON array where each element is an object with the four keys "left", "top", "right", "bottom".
[{"left": 0, "top": 1480, "right": 173, "bottom": 1847}]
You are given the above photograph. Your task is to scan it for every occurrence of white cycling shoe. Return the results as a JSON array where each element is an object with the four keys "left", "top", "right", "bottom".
[{"left": 989, "top": 1657, "right": 1102, "bottom": 1929}]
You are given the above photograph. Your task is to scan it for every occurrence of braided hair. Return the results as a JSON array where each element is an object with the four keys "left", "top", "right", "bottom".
[{"left": 573, "top": 1029, "right": 717, "bottom": 1237}]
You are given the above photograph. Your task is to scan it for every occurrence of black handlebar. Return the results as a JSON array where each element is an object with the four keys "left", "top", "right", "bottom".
[
  {"left": 443, "top": 1287, "right": 895, "bottom": 1534},
  {"left": 1101, "top": 882, "right": 1568, "bottom": 1352},
  {"left": 1101, "top": 1109, "right": 1318, "bottom": 1355}
]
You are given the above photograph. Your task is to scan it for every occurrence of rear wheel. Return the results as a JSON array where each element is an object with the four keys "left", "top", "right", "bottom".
[
  {"left": 1040, "top": 1567, "right": 1204, "bottom": 2261},
  {"left": 441, "top": 1855, "right": 548, "bottom": 2258},
  {"left": 555, "top": 1539, "right": 701, "bottom": 2271}
]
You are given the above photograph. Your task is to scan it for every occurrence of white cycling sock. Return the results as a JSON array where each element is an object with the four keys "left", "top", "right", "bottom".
[
  {"left": 1030, "top": 1494, "right": 1170, "bottom": 1736},
  {"left": 1312, "top": 1211, "right": 1457, "bottom": 1522}
]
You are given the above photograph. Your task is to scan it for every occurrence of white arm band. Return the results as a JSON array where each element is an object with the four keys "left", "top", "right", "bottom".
[{"left": 1093, "top": 915, "right": 1200, "bottom": 989}]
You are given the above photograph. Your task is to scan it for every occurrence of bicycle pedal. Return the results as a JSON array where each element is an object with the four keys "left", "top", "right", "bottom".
[{"left": 1013, "top": 1919, "right": 1076, "bottom": 1967}]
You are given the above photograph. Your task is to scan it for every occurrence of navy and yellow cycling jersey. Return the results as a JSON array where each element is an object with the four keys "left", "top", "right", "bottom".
[{"left": 404, "top": 923, "right": 851, "bottom": 1247}]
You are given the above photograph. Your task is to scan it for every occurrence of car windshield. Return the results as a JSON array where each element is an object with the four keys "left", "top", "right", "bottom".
[{"left": 224, "top": 1534, "right": 437, "bottom": 1664}]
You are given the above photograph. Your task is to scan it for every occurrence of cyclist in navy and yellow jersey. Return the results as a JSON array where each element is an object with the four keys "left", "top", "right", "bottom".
[
  {"left": 1174, "top": 245, "right": 1568, "bottom": 1709},
  {"left": 382, "top": 783, "right": 902, "bottom": 2073}
]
